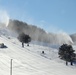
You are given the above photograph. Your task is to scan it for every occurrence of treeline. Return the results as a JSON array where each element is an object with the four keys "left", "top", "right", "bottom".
[
  {"left": 8, "top": 19, "right": 49, "bottom": 43},
  {"left": 8, "top": 19, "right": 73, "bottom": 45}
]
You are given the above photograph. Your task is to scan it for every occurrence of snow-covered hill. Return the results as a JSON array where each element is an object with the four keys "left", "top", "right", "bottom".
[
  {"left": 0, "top": 33, "right": 76, "bottom": 75},
  {"left": 8, "top": 19, "right": 73, "bottom": 45}
]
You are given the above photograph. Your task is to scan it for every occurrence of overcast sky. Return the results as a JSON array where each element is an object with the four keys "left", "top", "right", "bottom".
[{"left": 0, "top": 0, "right": 76, "bottom": 34}]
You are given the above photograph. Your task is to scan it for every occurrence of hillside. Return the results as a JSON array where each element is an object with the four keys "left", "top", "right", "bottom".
[
  {"left": 7, "top": 19, "right": 73, "bottom": 45},
  {"left": 0, "top": 34, "right": 76, "bottom": 75}
]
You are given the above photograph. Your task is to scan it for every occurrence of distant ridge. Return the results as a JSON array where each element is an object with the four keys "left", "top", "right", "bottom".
[{"left": 7, "top": 19, "right": 73, "bottom": 45}]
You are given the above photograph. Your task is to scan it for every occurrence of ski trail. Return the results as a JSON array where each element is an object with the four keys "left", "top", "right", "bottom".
[{"left": 0, "top": 36, "right": 76, "bottom": 75}]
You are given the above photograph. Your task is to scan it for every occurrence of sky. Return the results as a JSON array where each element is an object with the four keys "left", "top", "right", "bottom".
[{"left": 0, "top": 0, "right": 76, "bottom": 34}]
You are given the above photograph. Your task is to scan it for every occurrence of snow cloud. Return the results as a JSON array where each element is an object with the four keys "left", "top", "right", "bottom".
[{"left": 0, "top": 10, "right": 9, "bottom": 27}]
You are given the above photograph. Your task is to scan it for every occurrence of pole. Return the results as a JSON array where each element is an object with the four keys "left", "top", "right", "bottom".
[{"left": 10, "top": 59, "right": 13, "bottom": 75}]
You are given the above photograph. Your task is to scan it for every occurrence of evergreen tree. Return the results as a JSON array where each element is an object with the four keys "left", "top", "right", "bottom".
[
  {"left": 58, "top": 44, "right": 76, "bottom": 65},
  {"left": 18, "top": 32, "right": 31, "bottom": 47}
]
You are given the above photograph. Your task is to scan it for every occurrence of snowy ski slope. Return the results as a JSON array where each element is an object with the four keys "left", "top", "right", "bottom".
[{"left": 0, "top": 35, "right": 76, "bottom": 75}]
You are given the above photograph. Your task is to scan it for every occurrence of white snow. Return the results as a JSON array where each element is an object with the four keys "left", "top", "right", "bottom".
[{"left": 0, "top": 34, "right": 76, "bottom": 75}]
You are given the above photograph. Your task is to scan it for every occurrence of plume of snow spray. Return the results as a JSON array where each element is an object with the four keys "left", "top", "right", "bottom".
[
  {"left": 0, "top": 10, "right": 9, "bottom": 27},
  {"left": 56, "top": 32, "right": 73, "bottom": 45}
]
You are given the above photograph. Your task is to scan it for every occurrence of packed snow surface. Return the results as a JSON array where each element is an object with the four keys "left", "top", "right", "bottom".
[{"left": 0, "top": 35, "right": 76, "bottom": 75}]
